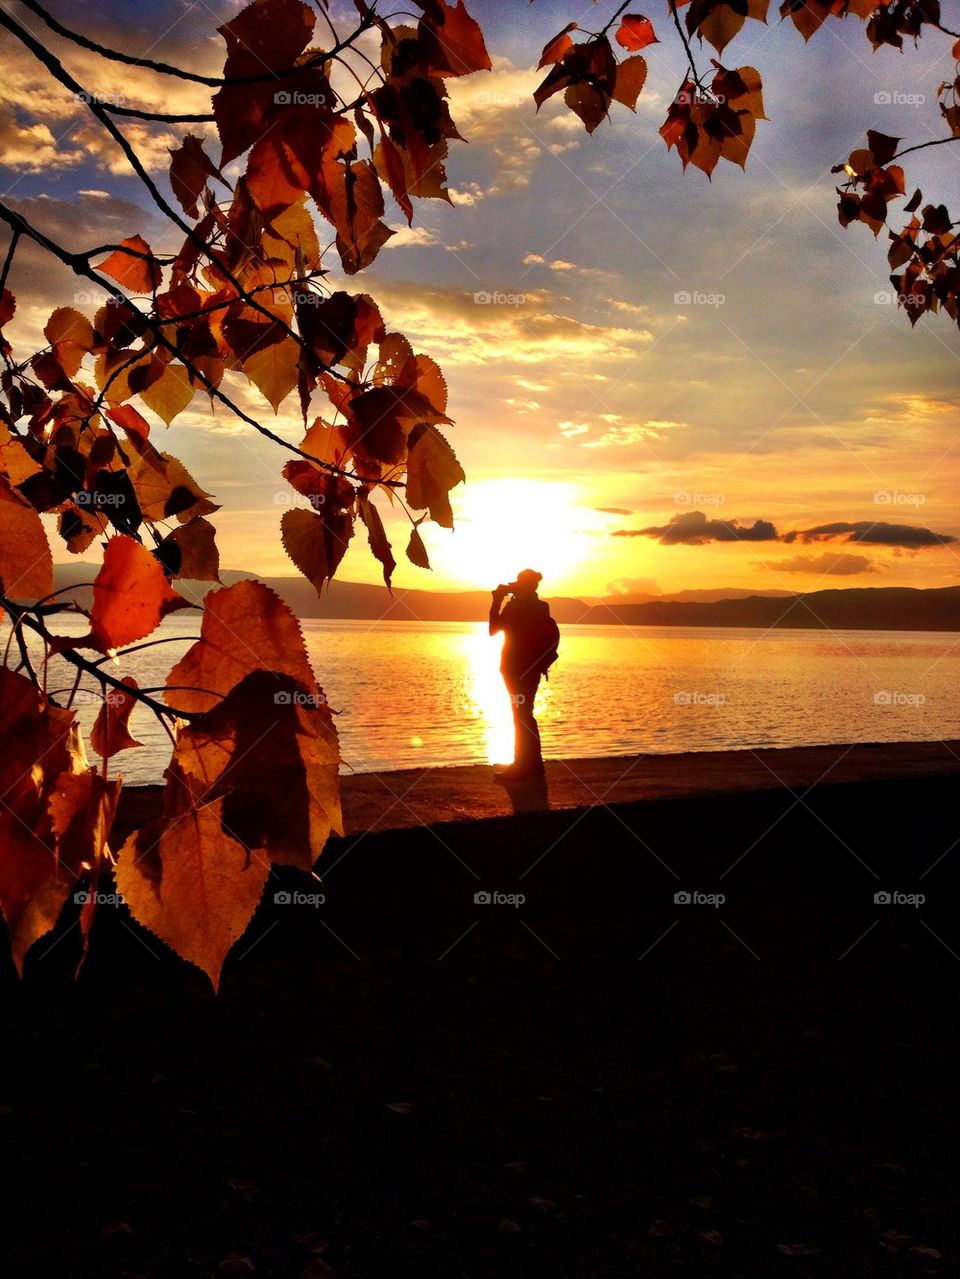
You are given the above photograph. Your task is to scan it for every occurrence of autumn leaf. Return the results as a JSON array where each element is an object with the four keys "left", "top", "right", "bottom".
[
  {"left": 616, "top": 15, "right": 658, "bottom": 50},
  {"left": 138, "top": 359, "right": 195, "bottom": 426},
  {"left": 358, "top": 490, "right": 396, "bottom": 588},
  {"left": 418, "top": 0, "right": 492, "bottom": 77},
  {"left": 406, "top": 524, "right": 430, "bottom": 569},
  {"left": 0, "top": 477, "right": 54, "bottom": 599},
  {"left": 169, "top": 134, "right": 225, "bottom": 219},
  {"left": 97, "top": 235, "right": 162, "bottom": 294},
  {"left": 165, "top": 579, "right": 321, "bottom": 715},
  {"left": 43, "top": 307, "right": 95, "bottom": 378},
  {"left": 157, "top": 516, "right": 221, "bottom": 582},
  {"left": 613, "top": 56, "right": 648, "bottom": 110},
  {"left": 0, "top": 669, "right": 103, "bottom": 970},
  {"left": 243, "top": 335, "right": 300, "bottom": 411},
  {"left": 90, "top": 678, "right": 143, "bottom": 759},
  {"left": 173, "top": 669, "right": 342, "bottom": 870},
  {"left": 116, "top": 784, "right": 269, "bottom": 993},
  {"left": 538, "top": 24, "right": 577, "bottom": 69},
  {"left": 83, "top": 535, "right": 186, "bottom": 652},
  {"left": 405, "top": 423, "right": 465, "bottom": 528},
  {"left": 281, "top": 503, "right": 354, "bottom": 594}
]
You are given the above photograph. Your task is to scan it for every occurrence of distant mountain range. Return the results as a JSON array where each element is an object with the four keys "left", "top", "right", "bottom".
[{"left": 51, "top": 564, "right": 960, "bottom": 631}]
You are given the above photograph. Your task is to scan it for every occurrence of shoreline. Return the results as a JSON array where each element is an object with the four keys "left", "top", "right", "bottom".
[{"left": 112, "top": 738, "right": 960, "bottom": 844}]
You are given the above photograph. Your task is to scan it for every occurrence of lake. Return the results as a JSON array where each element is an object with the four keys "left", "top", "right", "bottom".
[{"left": 9, "top": 617, "right": 958, "bottom": 785}]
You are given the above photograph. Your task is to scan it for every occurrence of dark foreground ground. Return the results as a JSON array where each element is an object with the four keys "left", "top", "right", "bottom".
[{"left": 1, "top": 745, "right": 958, "bottom": 1277}]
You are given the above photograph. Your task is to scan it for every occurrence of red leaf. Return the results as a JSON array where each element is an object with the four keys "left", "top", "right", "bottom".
[{"left": 616, "top": 15, "right": 658, "bottom": 50}]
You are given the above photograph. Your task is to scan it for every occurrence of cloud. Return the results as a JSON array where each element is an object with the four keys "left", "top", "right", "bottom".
[
  {"left": 604, "top": 577, "right": 660, "bottom": 602},
  {"left": 784, "top": 521, "right": 957, "bottom": 548},
  {"left": 583, "top": 419, "right": 685, "bottom": 448},
  {"left": 615, "top": 510, "right": 779, "bottom": 544},
  {"left": 384, "top": 226, "right": 437, "bottom": 249},
  {"left": 757, "top": 552, "right": 878, "bottom": 576},
  {"left": 596, "top": 507, "right": 633, "bottom": 516},
  {"left": 363, "top": 278, "right": 656, "bottom": 368}
]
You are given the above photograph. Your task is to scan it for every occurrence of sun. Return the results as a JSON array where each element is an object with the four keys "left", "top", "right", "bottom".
[{"left": 426, "top": 478, "right": 589, "bottom": 590}]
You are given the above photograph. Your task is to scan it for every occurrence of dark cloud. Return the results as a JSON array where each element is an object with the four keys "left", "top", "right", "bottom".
[
  {"left": 614, "top": 510, "right": 778, "bottom": 545},
  {"left": 757, "top": 552, "right": 878, "bottom": 576},
  {"left": 596, "top": 506, "right": 632, "bottom": 515},
  {"left": 783, "top": 521, "right": 957, "bottom": 548}
]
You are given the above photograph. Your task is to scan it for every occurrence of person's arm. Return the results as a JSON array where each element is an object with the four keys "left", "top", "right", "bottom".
[{"left": 489, "top": 586, "right": 509, "bottom": 635}]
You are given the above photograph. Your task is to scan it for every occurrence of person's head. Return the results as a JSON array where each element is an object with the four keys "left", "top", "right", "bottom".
[{"left": 508, "top": 568, "right": 542, "bottom": 598}]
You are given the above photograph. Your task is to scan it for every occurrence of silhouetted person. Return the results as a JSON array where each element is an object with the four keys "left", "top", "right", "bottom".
[{"left": 489, "top": 569, "right": 559, "bottom": 779}]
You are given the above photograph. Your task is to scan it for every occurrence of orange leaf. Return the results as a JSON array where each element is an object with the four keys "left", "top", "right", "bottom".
[
  {"left": 612, "top": 55, "right": 648, "bottom": 110},
  {"left": 616, "top": 15, "right": 658, "bottom": 50},
  {"left": 87, "top": 536, "right": 185, "bottom": 652},
  {"left": 90, "top": 678, "right": 143, "bottom": 759},
  {"left": 96, "top": 235, "right": 162, "bottom": 294},
  {"left": 165, "top": 579, "right": 320, "bottom": 715},
  {"left": 0, "top": 670, "right": 96, "bottom": 970},
  {"left": 0, "top": 477, "right": 54, "bottom": 600},
  {"left": 116, "top": 787, "right": 269, "bottom": 993},
  {"left": 173, "top": 670, "right": 342, "bottom": 870},
  {"left": 538, "top": 27, "right": 576, "bottom": 69}
]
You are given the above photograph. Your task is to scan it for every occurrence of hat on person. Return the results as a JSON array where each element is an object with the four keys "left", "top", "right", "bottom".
[{"left": 510, "top": 568, "right": 542, "bottom": 592}]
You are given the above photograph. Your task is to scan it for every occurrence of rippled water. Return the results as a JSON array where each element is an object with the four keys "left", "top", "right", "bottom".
[{"left": 9, "top": 617, "right": 959, "bottom": 783}]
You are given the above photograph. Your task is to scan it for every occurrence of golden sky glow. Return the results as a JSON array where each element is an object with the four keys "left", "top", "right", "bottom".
[{"left": 1, "top": 1, "right": 958, "bottom": 600}]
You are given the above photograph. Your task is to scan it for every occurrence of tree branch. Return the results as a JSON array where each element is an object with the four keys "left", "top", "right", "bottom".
[
  {"left": 17, "top": 0, "right": 372, "bottom": 87},
  {"left": 0, "top": 595, "right": 200, "bottom": 721},
  {"left": 0, "top": 201, "right": 403, "bottom": 488}
]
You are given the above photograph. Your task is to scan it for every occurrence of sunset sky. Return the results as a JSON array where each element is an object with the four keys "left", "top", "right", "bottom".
[{"left": 1, "top": 0, "right": 958, "bottom": 599}]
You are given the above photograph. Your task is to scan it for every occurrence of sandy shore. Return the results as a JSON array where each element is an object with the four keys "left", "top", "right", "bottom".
[
  {"left": 4, "top": 740, "right": 958, "bottom": 1276},
  {"left": 112, "top": 738, "right": 960, "bottom": 845}
]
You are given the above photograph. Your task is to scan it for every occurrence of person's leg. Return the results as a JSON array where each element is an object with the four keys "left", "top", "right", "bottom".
[{"left": 514, "top": 675, "right": 543, "bottom": 772}]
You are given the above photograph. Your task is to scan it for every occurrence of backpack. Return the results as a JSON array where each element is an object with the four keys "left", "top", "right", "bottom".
[{"left": 536, "top": 612, "right": 561, "bottom": 678}]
